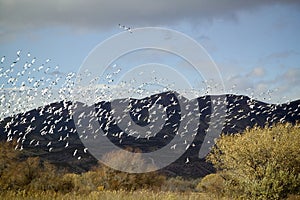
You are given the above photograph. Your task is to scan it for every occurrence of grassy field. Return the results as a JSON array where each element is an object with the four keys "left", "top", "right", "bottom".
[
  {"left": 1, "top": 190, "right": 299, "bottom": 200},
  {"left": 1, "top": 124, "right": 299, "bottom": 200},
  {"left": 0, "top": 190, "right": 221, "bottom": 200}
]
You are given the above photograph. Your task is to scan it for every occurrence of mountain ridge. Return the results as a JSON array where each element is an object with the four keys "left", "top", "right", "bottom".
[{"left": 0, "top": 91, "right": 299, "bottom": 178}]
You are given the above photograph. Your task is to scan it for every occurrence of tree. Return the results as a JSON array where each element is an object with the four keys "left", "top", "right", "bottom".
[
  {"left": 0, "top": 141, "right": 73, "bottom": 193},
  {"left": 207, "top": 123, "right": 300, "bottom": 199},
  {"left": 0, "top": 140, "right": 21, "bottom": 190}
]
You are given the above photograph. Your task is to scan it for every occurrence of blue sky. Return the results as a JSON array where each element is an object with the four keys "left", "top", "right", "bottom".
[{"left": 0, "top": 0, "right": 300, "bottom": 106}]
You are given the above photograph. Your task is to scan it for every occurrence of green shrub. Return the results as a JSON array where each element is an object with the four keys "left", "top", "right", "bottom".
[{"left": 207, "top": 123, "right": 300, "bottom": 199}]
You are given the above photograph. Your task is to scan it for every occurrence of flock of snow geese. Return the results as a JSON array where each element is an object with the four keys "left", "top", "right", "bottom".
[
  {"left": 0, "top": 51, "right": 71, "bottom": 119},
  {"left": 0, "top": 44, "right": 299, "bottom": 166}
]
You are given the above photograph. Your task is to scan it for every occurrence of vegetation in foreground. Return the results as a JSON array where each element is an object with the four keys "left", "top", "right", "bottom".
[
  {"left": 0, "top": 190, "right": 215, "bottom": 200},
  {"left": 0, "top": 123, "right": 299, "bottom": 199},
  {"left": 206, "top": 123, "right": 300, "bottom": 199}
]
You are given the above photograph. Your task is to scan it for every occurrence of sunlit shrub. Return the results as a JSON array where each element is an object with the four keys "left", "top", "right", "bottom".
[
  {"left": 90, "top": 148, "right": 166, "bottom": 191},
  {"left": 207, "top": 123, "right": 300, "bottom": 199},
  {"left": 0, "top": 140, "right": 21, "bottom": 190},
  {"left": 196, "top": 173, "right": 225, "bottom": 198},
  {"left": 0, "top": 141, "right": 73, "bottom": 193}
]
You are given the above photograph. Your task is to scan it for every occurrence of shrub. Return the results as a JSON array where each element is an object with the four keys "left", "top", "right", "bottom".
[
  {"left": 162, "top": 176, "right": 201, "bottom": 192},
  {"left": 196, "top": 173, "right": 225, "bottom": 197},
  {"left": 0, "top": 141, "right": 74, "bottom": 193},
  {"left": 207, "top": 123, "right": 300, "bottom": 199},
  {"left": 89, "top": 148, "right": 166, "bottom": 191},
  {"left": 27, "top": 159, "right": 74, "bottom": 193},
  {"left": 0, "top": 140, "right": 22, "bottom": 190},
  {"left": 62, "top": 172, "right": 96, "bottom": 193}
]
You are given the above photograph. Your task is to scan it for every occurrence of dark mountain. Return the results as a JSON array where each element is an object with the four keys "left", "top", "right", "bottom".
[{"left": 0, "top": 92, "right": 299, "bottom": 178}]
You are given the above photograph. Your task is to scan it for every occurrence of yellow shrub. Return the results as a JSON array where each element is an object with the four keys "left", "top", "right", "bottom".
[
  {"left": 207, "top": 123, "right": 300, "bottom": 200},
  {"left": 196, "top": 173, "right": 225, "bottom": 196},
  {"left": 97, "top": 185, "right": 104, "bottom": 191}
]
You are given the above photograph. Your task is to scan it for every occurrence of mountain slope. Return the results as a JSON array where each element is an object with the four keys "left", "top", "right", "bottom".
[{"left": 0, "top": 92, "right": 299, "bottom": 177}]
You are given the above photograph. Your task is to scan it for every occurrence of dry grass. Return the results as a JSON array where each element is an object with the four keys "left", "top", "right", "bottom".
[
  {"left": 0, "top": 190, "right": 222, "bottom": 200},
  {"left": 1, "top": 190, "right": 299, "bottom": 200}
]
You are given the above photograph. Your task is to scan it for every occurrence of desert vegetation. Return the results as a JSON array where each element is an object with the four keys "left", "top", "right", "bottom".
[
  {"left": 0, "top": 123, "right": 299, "bottom": 199},
  {"left": 206, "top": 123, "right": 300, "bottom": 199}
]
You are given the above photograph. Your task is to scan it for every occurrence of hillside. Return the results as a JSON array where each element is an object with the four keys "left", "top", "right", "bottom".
[{"left": 0, "top": 91, "right": 299, "bottom": 178}]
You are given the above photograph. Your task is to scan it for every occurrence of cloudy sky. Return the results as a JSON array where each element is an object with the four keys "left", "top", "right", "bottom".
[{"left": 1, "top": 0, "right": 300, "bottom": 105}]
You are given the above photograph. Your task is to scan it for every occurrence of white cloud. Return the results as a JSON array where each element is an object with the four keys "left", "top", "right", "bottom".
[
  {"left": 248, "top": 67, "right": 265, "bottom": 77},
  {"left": 258, "top": 50, "right": 299, "bottom": 64},
  {"left": 218, "top": 60, "right": 300, "bottom": 103}
]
